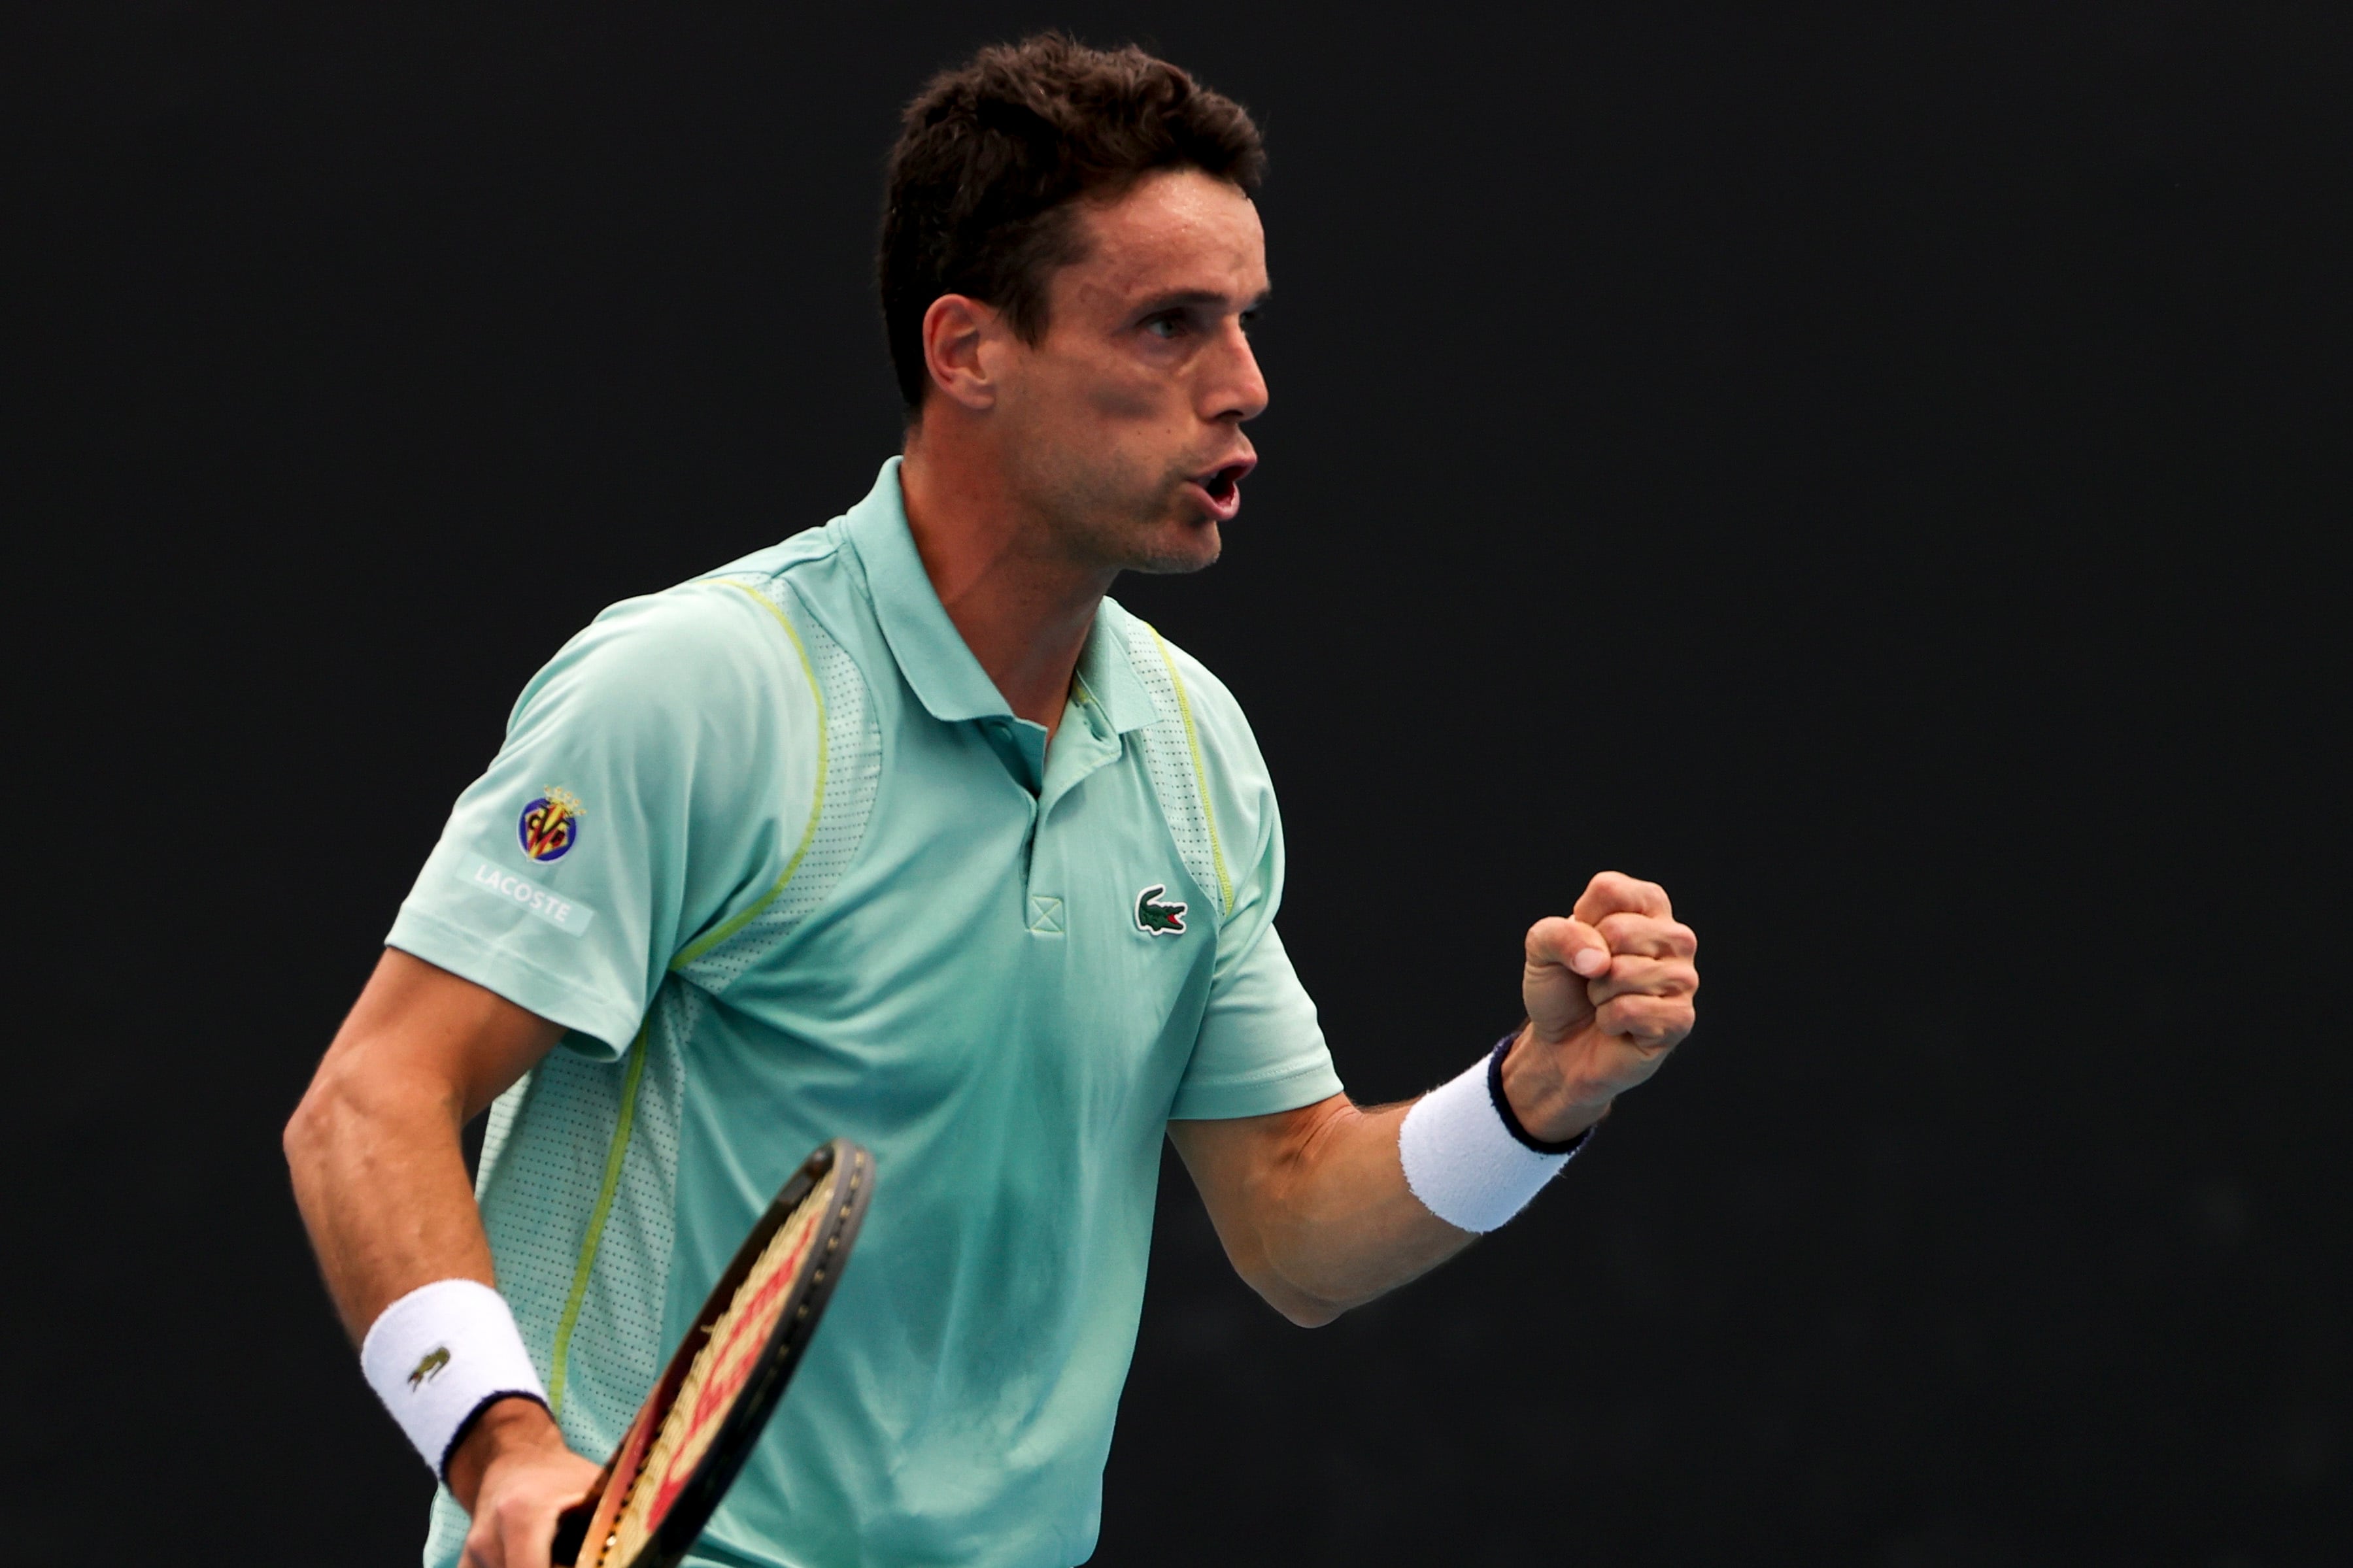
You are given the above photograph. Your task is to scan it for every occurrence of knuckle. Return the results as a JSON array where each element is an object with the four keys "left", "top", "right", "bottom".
[{"left": 1600, "top": 912, "right": 1684, "bottom": 956}]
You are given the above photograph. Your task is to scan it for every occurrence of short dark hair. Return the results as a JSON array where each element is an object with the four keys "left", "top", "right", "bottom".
[{"left": 878, "top": 34, "right": 1266, "bottom": 410}]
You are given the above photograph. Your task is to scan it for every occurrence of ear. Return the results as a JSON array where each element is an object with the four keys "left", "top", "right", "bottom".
[{"left": 921, "top": 294, "right": 1007, "bottom": 412}]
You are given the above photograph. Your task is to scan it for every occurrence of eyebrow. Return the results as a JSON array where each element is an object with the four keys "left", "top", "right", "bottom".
[{"left": 1134, "top": 286, "right": 1272, "bottom": 316}]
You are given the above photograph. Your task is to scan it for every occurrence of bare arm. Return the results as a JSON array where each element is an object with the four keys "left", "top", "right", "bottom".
[
  {"left": 1171, "top": 872, "right": 1699, "bottom": 1326},
  {"left": 1168, "top": 1095, "right": 1467, "bottom": 1326},
  {"left": 285, "top": 948, "right": 559, "bottom": 1335},
  {"left": 284, "top": 948, "right": 598, "bottom": 1565}
]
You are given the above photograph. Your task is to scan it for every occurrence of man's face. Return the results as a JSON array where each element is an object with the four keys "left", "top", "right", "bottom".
[{"left": 991, "top": 168, "right": 1270, "bottom": 576}]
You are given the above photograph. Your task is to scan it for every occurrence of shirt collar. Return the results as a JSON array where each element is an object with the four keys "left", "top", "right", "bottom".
[
  {"left": 1074, "top": 609, "right": 1160, "bottom": 736},
  {"left": 843, "top": 457, "right": 1013, "bottom": 724},
  {"left": 844, "top": 457, "right": 1162, "bottom": 736}
]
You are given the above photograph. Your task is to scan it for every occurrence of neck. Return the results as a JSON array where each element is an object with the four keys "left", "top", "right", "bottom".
[{"left": 898, "top": 421, "right": 1114, "bottom": 741}]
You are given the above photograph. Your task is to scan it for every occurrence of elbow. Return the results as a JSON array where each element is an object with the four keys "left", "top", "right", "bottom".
[
  {"left": 283, "top": 1050, "right": 374, "bottom": 1185},
  {"left": 1223, "top": 1232, "right": 1350, "bottom": 1327},
  {"left": 1249, "top": 1267, "right": 1351, "bottom": 1329},
  {"left": 282, "top": 1069, "right": 340, "bottom": 1180},
  {"left": 1279, "top": 1297, "right": 1346, "bottom": 1329},
  {"left": 283, "top": 1040, "right": 465, "bottom": 1195}
]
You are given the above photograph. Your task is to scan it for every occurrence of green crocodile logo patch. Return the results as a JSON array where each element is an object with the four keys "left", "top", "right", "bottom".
[
  {"left": 407, "top": 1346, "right": 450, "bottom": 1390},
  {"left": 1134, "top": 884, "right": 1187, "bottom": 937}
]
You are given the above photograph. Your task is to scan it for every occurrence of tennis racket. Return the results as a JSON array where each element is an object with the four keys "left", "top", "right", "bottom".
[{"left": 549, "top": 1138, "right": 873, "bottom": 1568}]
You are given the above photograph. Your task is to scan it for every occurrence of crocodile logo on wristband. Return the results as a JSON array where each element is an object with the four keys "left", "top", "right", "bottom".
[
  {"left": 362, "top": 1278, "right": 550, "bottom": 1480},
  {"left": 407, "top": 1346, "right": 451, "bottom": 1390}
]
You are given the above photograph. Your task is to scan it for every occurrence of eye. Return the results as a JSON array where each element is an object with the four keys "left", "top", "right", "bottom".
[{"left": 1144, "top": 312, "right": 1187, "bottom": 340}]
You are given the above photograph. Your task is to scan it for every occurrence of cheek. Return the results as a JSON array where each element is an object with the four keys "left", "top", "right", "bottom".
[
  {"left": 1079, "top": 365, "right": 1178, "bottom": 425},
  {"left": 1008, "top": 357, "right": 1193, "bottom": 502},
  {"left": 1020, "top": 331, "right": 1192, "bottom": 431},
  {"left": 1009, "top": 362, "right": 1147, "bottom": 449},
  {"left": 1048, "top": 380, "right": 1185, "bottom": 476}
]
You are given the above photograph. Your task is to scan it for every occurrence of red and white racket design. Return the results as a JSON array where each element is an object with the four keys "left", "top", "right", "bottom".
[{"left": 550, "top": 1139, "right": 873, "bottom": 1568}]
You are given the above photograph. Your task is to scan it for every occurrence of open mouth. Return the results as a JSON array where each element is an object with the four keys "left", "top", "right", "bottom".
[{"left": 1196, "top": 458, "right": 1255, "bottom": 508}]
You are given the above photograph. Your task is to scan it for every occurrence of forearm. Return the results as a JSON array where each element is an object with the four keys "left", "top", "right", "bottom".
[
  {"left": 287, "top": 1060, "right": 581, "bottom": 1515},
  {"left": 284, "top": 950, "right": 561, "bottom": 1343},
  {"left": 1171, "top": 1098, "right": 1476, "bottom": 1326},
  {"left": 284, "top": 1044, "right": 496, "bottom": 1343},
  {"left": 284, "top": 952, "right": 579, "bottom": 1511}
]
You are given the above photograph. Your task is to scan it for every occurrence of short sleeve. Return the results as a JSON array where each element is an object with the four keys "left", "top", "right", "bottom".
[
  {"left": 386, "top": 580, "right": 815, "bottom": 1057},
  {"left": 1165, "top": 669, "right": 1342, "bottom": 1121}
]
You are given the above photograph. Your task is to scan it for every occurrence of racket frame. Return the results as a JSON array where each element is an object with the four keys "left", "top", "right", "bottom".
[{"left": 552, "top": 1137, "right": 873, "bottom": 1568}]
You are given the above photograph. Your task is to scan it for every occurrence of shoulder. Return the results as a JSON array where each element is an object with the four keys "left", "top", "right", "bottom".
[
  {"left": 693, "top": 517, "right": 881, "bottom": 677},
  {"left": 1102, "top": 599, "right": 1284, "bottom": 878},
  {"left": 511, "top": 541, "right": 846, "bottom": 741},
  {"left": 535, "top": 582, "right": 783, "bottom": 704},
  {"left": 696, "top": 516, "right": 852, "bottom": 597},
  {"left": 1103, "top": 601, "right": 1264, "bottom": 769}
]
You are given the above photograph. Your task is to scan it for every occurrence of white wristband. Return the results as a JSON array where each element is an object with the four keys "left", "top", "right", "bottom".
[
  {"left": 1398, "top": 1038, "right": 1593, "bottom": 1233},
  {"left": 360, "top": 1278, "right": 549, "bottom": 1480}
]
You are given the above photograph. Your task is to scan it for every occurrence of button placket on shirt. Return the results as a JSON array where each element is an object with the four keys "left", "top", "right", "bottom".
[{"left": 1021, "top": 686, "right": 1123, "bottom": 938}]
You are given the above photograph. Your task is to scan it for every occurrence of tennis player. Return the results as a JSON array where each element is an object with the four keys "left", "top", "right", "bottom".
[{"left": 286, "top": 35, "right": 1699, "bottom": 1568}]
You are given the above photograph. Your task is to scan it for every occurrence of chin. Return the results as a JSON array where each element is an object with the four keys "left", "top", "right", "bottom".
[{"left": 1123, "top": 519, "right": 1223, "bottom": 576}]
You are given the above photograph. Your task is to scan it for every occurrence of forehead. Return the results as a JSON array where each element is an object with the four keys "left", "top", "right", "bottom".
[{"left": 1062, "top": 168, "right": 1267, "bottom": 305}]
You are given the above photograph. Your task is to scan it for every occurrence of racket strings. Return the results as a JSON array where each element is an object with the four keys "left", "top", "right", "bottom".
[{"left": 593, "top": 1165, "right": 844, "bottom": 1566}]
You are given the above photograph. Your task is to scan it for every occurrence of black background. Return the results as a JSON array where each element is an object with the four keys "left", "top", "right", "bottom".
[{"left": 10, "top": 4, "right": 2347, "bottom": 1565}]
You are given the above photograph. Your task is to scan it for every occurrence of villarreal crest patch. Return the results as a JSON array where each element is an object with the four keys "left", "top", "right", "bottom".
[{"left": 517, "top": 786, "right": 584, "bottom": 863}]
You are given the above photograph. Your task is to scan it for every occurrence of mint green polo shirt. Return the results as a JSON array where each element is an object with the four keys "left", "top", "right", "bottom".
[{"left": 392, "top": 459, "right": 1340, "bottom": 1568}]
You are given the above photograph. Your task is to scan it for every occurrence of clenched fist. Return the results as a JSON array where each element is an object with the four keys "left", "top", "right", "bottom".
[{"left": 1502, "top": 871, "right": 1699, "bottom": 1143}]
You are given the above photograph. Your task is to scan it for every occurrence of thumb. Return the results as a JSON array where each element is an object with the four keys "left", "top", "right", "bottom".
[{"left": 1526, "top": 915, "right": 1610, "bottom": 978}]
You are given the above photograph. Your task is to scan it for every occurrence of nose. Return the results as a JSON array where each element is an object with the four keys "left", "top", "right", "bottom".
[{"left": 1202, "top": 318, "right": 1270, "bottom": 424}]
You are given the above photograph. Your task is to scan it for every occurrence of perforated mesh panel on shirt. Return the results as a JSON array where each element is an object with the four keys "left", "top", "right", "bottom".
[
  {"left": 422, "top": 982, "right": 700, "bottom": 1565},
  {"left": 1123, "top": 620, "right": 1230, "bottom": 918},
  {"left": 678, "top": 583, "right": 882, "bottom": 989},
  {"left": 481, "top": 982, "right": 694, "bottom": 1449}
]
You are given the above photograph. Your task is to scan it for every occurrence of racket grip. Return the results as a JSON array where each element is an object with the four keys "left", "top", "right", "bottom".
[{"left": 549, "top": 1501, "right": 592, "bottom": 1566}]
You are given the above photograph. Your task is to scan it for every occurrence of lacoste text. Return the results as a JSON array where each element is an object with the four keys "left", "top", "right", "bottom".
[{"left": 458, "top": 856, "right": 598, "bottom": 935}]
